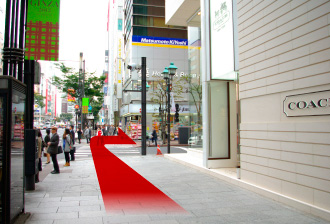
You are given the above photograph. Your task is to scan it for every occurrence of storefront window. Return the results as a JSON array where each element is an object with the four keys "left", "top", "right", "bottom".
[
  {"left": 10, "top": 90, "right": 25, "bottom": 220},
  {"left": 187, "top": 16, "right": 202, "bottom": 149}
]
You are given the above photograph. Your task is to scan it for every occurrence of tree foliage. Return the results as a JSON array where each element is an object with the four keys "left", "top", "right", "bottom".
[
  {"left": 181, "top": 74, "right": 202, "bottom": 124},
  {"left": 34, "top": 92, "right": 45, "bottom": 109},
  {"left": 52, "top": 63, "right": 106, "bottom": 118},
  {"left": 149, "top": 76, "right": 185, "bottom": 143},
  {"left": 60, "top": 113, "right": 73, "bottom": 121}
]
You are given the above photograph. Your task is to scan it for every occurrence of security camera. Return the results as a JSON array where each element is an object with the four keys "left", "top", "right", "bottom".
[{"left": 127, "top": 63, "right": 141, "bottom": 71}]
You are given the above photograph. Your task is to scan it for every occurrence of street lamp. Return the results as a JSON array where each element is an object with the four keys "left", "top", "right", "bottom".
[{"left": 162, "top": 63, "right": 177, "bottom": 154}]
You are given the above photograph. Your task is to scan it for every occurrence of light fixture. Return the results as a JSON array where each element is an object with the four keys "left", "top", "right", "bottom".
[
  {"left": 168, "top": 62, "right": 178, "bottom": 77},
  {"left": 162, "top": 67, "right": 169, "bottom": 80}
]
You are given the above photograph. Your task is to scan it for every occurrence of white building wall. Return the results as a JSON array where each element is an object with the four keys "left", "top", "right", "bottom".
[{"left": 238, "top": 0, "right": 330, "bottom": 211}]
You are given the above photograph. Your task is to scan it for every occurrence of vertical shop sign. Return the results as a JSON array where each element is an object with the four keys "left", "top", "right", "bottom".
[
  {"left": 82, "top": 98, "right": 89, "bottom": 114},
  {"left": 25, "top": 0, "right": 61, "bottom": 61},
  {"left": 210, "top": 0, "right": 235, "bottom": 80},
  {"left": 117, "top": 38, "right": 123, "bottom": 98},
  {"left": 45, "top": 79, "right": 48, "bottom": 114}
]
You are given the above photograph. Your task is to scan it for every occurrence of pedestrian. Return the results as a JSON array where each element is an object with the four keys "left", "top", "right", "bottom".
[
  {"left": 35, "top": 130, "right": 43, "bottom": 182},
  {"left": 109, "top": 125, "right": 114, "bottom": 136},
  {"left": 88, "top": 126, "right": 92, "bottom": 141},
  {"left": 77, "top": 128, "right": 82, "bottom": 144},
  {"left": 151, "top": 127, "right": 158, "bottom": 147},
  {"left": 44, "top": 128, "right": 51, "bottom": 164},
  {"left": 63, "top": 128, "right": 72, "bottom": 167},
  {"left": 113, "top": 125, "right": 117, "bottom": 135},
  {"left": 47, "top": 126, "right": 60, "bottom": 174},
  {"left": 69, "top": 125, "right": 75, "bottom": 161},
  {"left": 97, "top": 128, "right": 102, "bottom": 136},
  {"left": 102, "top": 126, "right": 107, "bottom": 136},
  {"left": 84, "top": 126, "right": 90, "bottom": 143}
]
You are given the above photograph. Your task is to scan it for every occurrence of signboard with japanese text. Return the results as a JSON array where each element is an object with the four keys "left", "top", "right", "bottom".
[{"left": 209, "top": 0, "right": 236, "bottom": 80}]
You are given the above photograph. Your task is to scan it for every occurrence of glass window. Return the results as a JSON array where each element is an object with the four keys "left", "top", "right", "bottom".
[
  {"left": 10, "top": 90, "right": 25, "bottom": 220},
  {"left": 187, "top": 14, "right": 202, "bottom": 149}
]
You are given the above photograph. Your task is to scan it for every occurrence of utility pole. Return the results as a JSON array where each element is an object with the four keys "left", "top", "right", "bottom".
[
  {"left": 141, "top": 57, "right": 147, "bottom": 156},
  {"left": 79, "top": 53, "right": 84, "bottom": 129}
]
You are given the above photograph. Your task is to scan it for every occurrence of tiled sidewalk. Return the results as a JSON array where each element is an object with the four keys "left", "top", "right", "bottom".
[{"left": 22, "top": 145, "right": 329, "bottom": 224}]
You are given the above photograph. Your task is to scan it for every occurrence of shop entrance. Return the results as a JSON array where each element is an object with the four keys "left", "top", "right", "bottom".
[{"left": 207, "top": 81, "right": 238, "bottom": 168}]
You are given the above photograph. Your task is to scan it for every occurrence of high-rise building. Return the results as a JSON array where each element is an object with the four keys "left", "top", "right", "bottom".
[{"left": 107, "top": 0, "right": 193, "bottom": 140}]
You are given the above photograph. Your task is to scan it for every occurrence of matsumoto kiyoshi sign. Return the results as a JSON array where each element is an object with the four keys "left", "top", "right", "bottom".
[
  {"left": 283, "top": 90, "right": 330, "bottom": 117},
  {"left": 133, "top": 36, "right": 187, "bottom": 47}
]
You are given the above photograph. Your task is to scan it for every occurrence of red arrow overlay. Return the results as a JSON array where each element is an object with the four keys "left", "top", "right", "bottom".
[{"left": 90, "top": 129, "right": 187, "bottom": 214}]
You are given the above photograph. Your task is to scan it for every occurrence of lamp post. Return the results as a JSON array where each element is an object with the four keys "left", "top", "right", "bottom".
[
  {"left": 162, "top": 63, "right": 178, "bottom": 154},
  {"left": 124, "top": 57, "right": 149, "bottom": 155}
]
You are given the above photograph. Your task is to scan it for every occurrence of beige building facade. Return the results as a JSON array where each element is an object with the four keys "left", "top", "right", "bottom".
[
  {"left": 166, "top": 0, "right": 330, "bottom": 220},
  {"left": 238, "top": 0, "right": 330, "bottom": 213}
]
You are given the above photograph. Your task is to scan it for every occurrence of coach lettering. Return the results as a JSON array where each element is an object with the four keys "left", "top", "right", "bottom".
[
  {"left": 288, "top": 102, "right": 296, "bottom": 110},
  {"left": 318, "top": 99, "right": 328, "bottom": 107},
  {"left": 297, "top": 101, "right": 307, "bottom": 109},
  {"left": 284, "top": 91, "right": 330, "bottom": 116}
]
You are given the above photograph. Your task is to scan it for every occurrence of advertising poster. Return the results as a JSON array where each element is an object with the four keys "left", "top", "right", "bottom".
[
  {"left": 25, "top": 0, "right": 60, "bottom": 61},
  {"left": 210, "top": 0, "right": 235, "bottom": 80}
]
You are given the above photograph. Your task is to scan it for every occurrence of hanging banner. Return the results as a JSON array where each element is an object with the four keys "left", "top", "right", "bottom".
[
  {"left": 82, "top": 98, "right": 89, "bottom": 114},
  {"left": 25, "top": 1, "right": 61, "bottom": 61}
]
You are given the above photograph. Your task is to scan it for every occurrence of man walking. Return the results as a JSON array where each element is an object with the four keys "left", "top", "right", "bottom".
[
  {"left": 151, "top": 127, "right": 158, "bottom": 147},
  {"left": 69, "top": 125, "right": 75, "bottom": 161},
  {"left": 47, "top": 126, "right": 60, "bottom": 174},
  {"left": 84, "top": 126, "right": 90, "bottom": 143}
]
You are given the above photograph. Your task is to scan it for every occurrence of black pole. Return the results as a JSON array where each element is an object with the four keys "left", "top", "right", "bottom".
[
  {"left": 141, "top": 57, "right": 147, "bottom": 156},
  {"left": 24, "top": 60, "right": 36, "bottom": 191},
  {"left": 3, "top": 0, "right": 12, "bottom": 76},
  {"left": 18, "top": 0, "right": 27, "bottom": 81},
  {"left": 167, "top": 78, "right": 171, "bottom": 154}
]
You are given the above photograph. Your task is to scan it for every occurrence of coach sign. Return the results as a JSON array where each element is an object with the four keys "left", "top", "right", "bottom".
[{"left": 284, "top": 90, "right": 330, "bottom": 117}]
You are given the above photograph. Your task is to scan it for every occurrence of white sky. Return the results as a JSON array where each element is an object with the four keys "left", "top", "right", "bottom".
[{"left": 58, "top": 0, "right": 109, "bottom": 75}]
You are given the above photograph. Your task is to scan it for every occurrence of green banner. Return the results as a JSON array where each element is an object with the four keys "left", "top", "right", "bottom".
[
  {"left": 82, "top": 98, "right": 89, "bottom": 106},
  {"left": 25, "top": 0, "right": 60, "bottom": 61}
]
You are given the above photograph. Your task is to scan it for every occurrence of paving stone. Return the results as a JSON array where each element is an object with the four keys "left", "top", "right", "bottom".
[
  {"left": 30, "top": 212, "right": 78, "bottom": 221},
  {"left": 25, "top": 220, "right": 55, "bottom": 224},
  {"left": 53, "top": 217, "right": 103, "bottom": 224},
  {"left": 39, "top": 201, "right": 79, "bottom": 207},
  {"left": 102, "top": 214, "right": 151, "bottom": 223},
  {"left": 57, "top": 205, "right": 101, "bottom": 213},
  {"left": 23, "top": 145, "right": 330, "bottom": 224}
]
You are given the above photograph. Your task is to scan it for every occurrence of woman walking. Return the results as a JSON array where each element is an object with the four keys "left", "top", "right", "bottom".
[
  {"left": 47, "top": 127, "right": 60, "bottom": 174},
  {"left": 77, "top": 128, "right": 82, "bottom": 144},
  {"left": 44, "top": 128, "right": 51, "bottom": 164},
  {"left": 63, "top": 128, "right": 72, "bottom": 167}
]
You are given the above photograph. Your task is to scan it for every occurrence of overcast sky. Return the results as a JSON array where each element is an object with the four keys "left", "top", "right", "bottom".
[{"left": 58, "top": 0, "right": 108, "bottom": 75}]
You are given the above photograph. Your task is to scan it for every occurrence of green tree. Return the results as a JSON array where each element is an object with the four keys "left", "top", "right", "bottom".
[
  {"left": 150, "top": 76, "right": 185, "bottom": 143},
  {"left": 34, "top": 92, "right": 45, "bottom": 108},
  {"left": 181, "top": 74, "right": 203, "bottom": 142},
  {"left": 60, "top": 113, "right": 73, "bottom": 121},
  {"left": 52, "top": 63, "right": 106, "bottom": 119},
  {"left": 55, "top": 117, "right": 61, "bottom": 122}
]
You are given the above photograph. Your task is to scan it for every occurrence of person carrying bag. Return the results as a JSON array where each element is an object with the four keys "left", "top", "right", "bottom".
[
  {"left": 63, "top": 128, "right": 72, "bottom": 167},
  {"left": 47, "top": 127, "right": 60, "bottom": 174}
]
